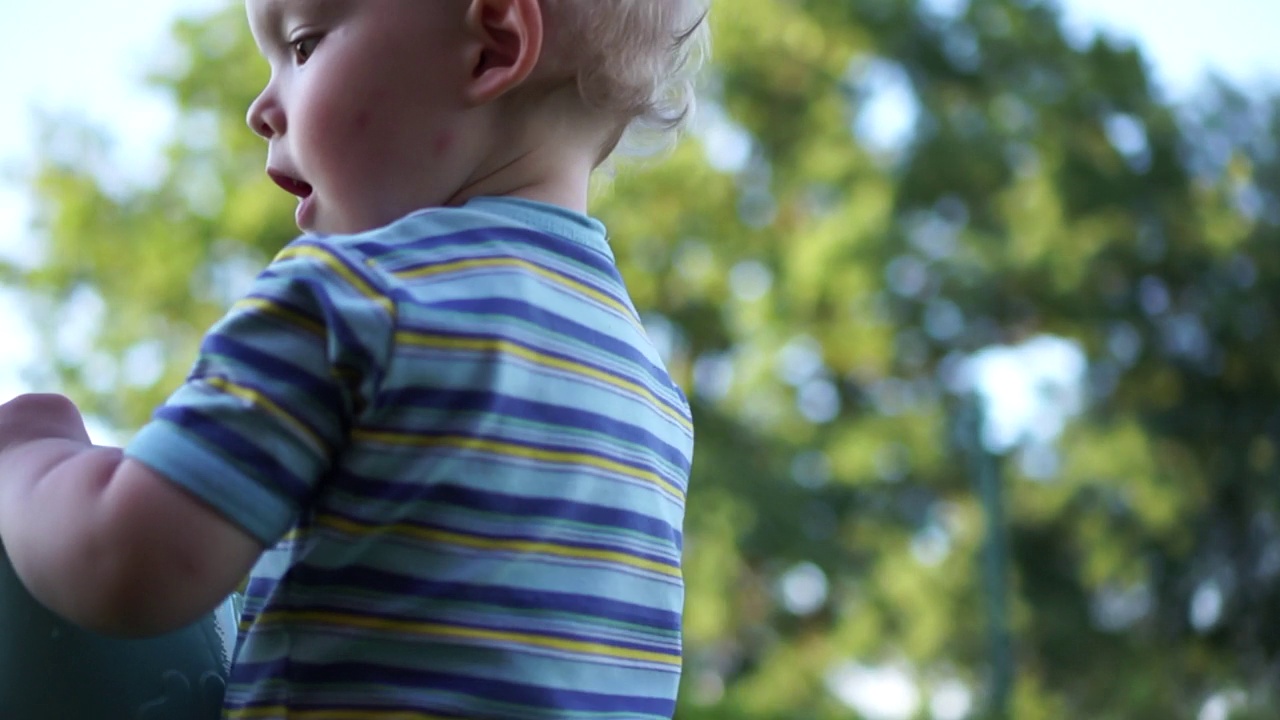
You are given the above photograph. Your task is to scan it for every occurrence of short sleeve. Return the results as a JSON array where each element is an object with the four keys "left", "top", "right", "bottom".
[{"left": 125, "top": 239, "right": 395, "bottom": 545}]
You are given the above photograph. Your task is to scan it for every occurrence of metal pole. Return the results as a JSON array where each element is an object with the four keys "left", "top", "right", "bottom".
[{"left": 960, "top": 392, "right": 1013, "bottom": 717}]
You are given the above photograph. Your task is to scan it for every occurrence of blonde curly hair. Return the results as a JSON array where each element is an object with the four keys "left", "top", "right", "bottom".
[{"left": 541, "top": 0, "right": 711, "bottom": 150}]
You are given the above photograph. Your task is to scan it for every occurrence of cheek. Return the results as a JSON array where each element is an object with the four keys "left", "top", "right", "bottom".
[
  {"left": 294, "top": 84, "right": 367, "bottom": 156},
  {"left": 337, "top": 89, "right": 406, "bottom": 150},
  {"left": 308, "top": 96, "right": 389, "bottom": 171},
  {"left": 352, "top": 110, "right": 373, "bottom": 134},
  {"left": 306, "top": 71, "right": 383, "bottom": 138},
  {"left": 335, "top": 87, "right": 381, "bottom": 139}
]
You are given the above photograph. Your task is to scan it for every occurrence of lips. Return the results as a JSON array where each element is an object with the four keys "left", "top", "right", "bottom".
[{"left": 267, "top": 169, "right": 313, "bottom": 199}]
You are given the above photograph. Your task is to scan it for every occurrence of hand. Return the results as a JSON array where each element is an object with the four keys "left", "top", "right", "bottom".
[{"left": 0, "top": 394, "right": 91, "bottom": 457}]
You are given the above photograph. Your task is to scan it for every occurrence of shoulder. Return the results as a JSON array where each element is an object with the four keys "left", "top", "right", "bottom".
[
  {"left": 242, "top": 235, "right": 399, "bottom": 324},
  {"left": 269, "top": 235, "right": 388, "bottom": 292},
  {"left": 241, "top": 208, "right": 542, "bottom": 334},
  {"left": 206, "top": 236, "right": 399, "bottom": 374}
]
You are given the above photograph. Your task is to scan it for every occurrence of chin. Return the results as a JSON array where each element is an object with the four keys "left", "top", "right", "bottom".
[
  {"left": 304, "top": 204, "right": 407, "bottom": 236},
  {"left": 299, "top": 214, "right": 342, "bottom": 237}
]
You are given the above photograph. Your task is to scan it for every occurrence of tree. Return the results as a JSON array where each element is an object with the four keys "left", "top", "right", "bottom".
[{"left": 9, "top": 0, "right": 1280, "bottom": 717}]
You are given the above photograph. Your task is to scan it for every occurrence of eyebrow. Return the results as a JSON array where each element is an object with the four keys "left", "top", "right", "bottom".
[{"left": 250, "top": 0, "right": 350, "bottom": 47}]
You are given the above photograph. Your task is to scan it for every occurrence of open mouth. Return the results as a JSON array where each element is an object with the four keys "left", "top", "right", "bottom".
[{"left": 267, "top": 170, "right": 314, "bottom": 199}]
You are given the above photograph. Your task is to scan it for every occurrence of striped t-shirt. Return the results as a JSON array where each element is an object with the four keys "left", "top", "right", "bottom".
[{"left": 125, "top": 197, "right": 695, "bottom": 719}]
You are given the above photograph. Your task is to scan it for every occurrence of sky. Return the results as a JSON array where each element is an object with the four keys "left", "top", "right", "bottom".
[{"left": 1060, "top": 0, "right": 1280, "bottom": 93}]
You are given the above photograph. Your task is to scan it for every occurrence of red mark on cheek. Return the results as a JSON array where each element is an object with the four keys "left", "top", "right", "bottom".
[
  {"left": 433, "top": 132, "right": 453, "bottom": 157},
  {"left": 353, "top": 110, "right": 372, "bottom": 133}
]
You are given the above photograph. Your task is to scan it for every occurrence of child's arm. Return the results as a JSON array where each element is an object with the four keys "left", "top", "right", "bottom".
[{"left": 0, "top": 393, "right": 263, "bottom": 638}]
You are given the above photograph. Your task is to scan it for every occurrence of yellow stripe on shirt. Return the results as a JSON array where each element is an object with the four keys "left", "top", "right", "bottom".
[
  {"left": 315, "top": 514, "right": 683, "bottom": 578},
  {"left": 351, "top": 429, "right": 686, "bottom": 501},
  {"left": 394, "top": 332, "right": 694, "bottom": 434},
  {"left": 231, "top": 708, "right": 460, "bottom": 720},
  {"left": 256, "top": 609, "right": 683, "bottom": 666},
  {"left": 393, "top": 256, "right": 643, "bottom": 332},
  {"left": 230, "top": 296, "right": 326, "bottom": 337},
  {"left": 277, "top": 244, "right": 395, "bottom": 316},
  {"left": 202, "top": 376, "right": 328, "bottom": 456}
]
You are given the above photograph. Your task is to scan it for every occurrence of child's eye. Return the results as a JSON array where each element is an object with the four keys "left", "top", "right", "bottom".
[{"left": 291, "top": 35, "right": 321, "bottom": 64}]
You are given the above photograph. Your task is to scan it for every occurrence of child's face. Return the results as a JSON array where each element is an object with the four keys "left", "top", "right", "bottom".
[{"left": 246, "top": 0, "right": 474, "bottom": 235}]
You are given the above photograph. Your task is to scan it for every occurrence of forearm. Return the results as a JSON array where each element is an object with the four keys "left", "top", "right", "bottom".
[
  {"left": 0, "top": 394, "right": 258, "bottom": 637},
  {"left": 0, "top": 438, "right": 136, "bottom": 632}
]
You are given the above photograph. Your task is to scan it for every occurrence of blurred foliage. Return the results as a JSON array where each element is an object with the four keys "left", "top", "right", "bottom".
[{"left": 9, "top": 0, "right": 1280, "bottom": 717}]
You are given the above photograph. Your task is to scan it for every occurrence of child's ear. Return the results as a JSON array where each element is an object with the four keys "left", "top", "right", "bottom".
[{"left": 463, "top": 0, "right": 543, "bottom": 105}]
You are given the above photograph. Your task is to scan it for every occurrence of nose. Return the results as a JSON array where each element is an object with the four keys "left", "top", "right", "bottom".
[{"left": 246, "top": 84, "right": 285, "bottom": 139}]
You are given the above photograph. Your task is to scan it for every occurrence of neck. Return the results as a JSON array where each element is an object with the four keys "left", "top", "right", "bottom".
[
  {"left": 446, "top": 144, "right": 595, "bottom": 213},
  {"left": 446, "top": 92, "right": 611, "bottom": 214}
]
